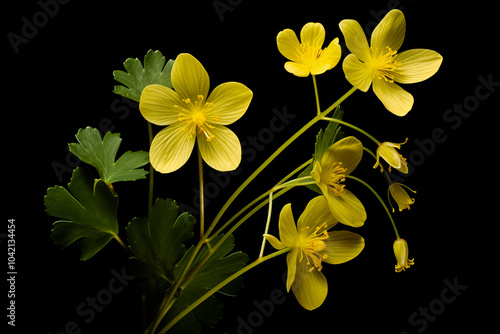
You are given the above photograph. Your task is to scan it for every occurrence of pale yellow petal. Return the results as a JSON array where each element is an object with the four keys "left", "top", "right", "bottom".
[
  {"left": 197, "top": 126, "right": 241, "bottom": 171},
  {"left": 206, "top": 82, "right": 253, "bottom": 125},
  {"left": 371, "top": 9, "right": 406, "bottom": 57},
  {"left": 321, "top": 136, "right": 363, "bottom": 175},
  {"left": 394, "top": 49, "right": 443, "bottom": 84},
  {"left": 284, "top": 62, "right": 310, "bottom": 77},
  {"left": 317, "top": 37, "right": 342, "bottom": 71},
  {"left": 297, "top": 196, "right": 338, "bottom": 232},
  {"left": 292, "top": 259, "right": 328, "bottom": 310},
  {"left": 300, "top": 22, "right": 325, "bottom": 49},
  {"left": 339, "top": 19, "right": 371, "bottom": 63},
  {"left": 343, "top": 54, "right": 373, "bottom": 92},
  {"left": 263, "top": 234, "right": 286, "bottom": 250},
  {"left": 325, "top": 189, "right": 366, "bottom": 227},
  {"left": 322, "top": 231, "right": 365, "bottom": 265},
  {"left": 149, "top": 123, "right": 195, "bottom": 173},
  {"left": 277, "top": 29, "right": 302, "bottom": 63},
  {"left": 285, "top": 250, "right": 299, "bottom": 292},
  {"left": 278, "top": 203, "right": 298, "bottom": 247},
  {"left": 171, "top": 53, "right": 209, "bottom": 100},
  {"left": 372, "top": 79, "right": 414, "bottom": 116},
  {"left": 139, "top": 84, "right": 183, "bottom": 125}
]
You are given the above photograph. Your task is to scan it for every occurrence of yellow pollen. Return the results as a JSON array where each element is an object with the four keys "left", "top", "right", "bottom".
[
  {"left": 300, "top": 44, "right": 324, "bottom": 67},
  {"left": 299, "top": 223, "right": 329, "bottom": 272},
  {"left": 371, "top": 46, "right": 402, "bottom": 83},
  {"left": 325, "top": 162, "right": 347, "bottom": 196},
  {"left": 175, "top": 95, "right": 216, "bottom": 141}
]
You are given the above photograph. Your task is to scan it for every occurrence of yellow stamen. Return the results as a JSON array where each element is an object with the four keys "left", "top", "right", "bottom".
[
  {"left": 371, "top": 46, "right": 402, "bottom": 83},
  {"left": 325, "top": 162, "right": 347, "bottom": 196},
  {"left": 299, "top": 223, "right": 329, "bottom": 272},
  {"left": 175, "top": 95, "right": 216, "bottom": 140}
]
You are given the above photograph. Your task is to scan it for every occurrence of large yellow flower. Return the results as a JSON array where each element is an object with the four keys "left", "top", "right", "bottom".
[
  {"left": 139, "top": 53, "right": 253, "bottom": 173},
  {"left": 339, "top": 9, "right": 443, "bottom": 116},
  {"left": 264, "top": 196, "right": 364, "bottom": 310},
  {"left": 277, "top": 22, "right": 341, "bottom": 77},
  {"left": 310, "top": 136, "right": 366, "bottom": 227}
]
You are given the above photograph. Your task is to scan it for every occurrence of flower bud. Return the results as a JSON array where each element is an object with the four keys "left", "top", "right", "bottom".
[
  {"left": 373, "top": 139, "right": 408, "bottom": 173},
  {"left": 388, "top": 182, "right": 416, "bottom": 212},
  {"left": 393, "top": 238, "right": 414, "bottom": 272}
]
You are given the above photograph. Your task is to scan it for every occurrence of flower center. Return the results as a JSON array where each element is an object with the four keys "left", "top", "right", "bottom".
[
  {"left": 371, "top": 46, "right": 402, "bottom": 83},
  {"left": 300, "top": 44, "right": 323, "bottom": 67},
  {"left": 299, "top": 223, "right": 329, "bottom": 272},
  {"left": 323, "top": 162, "right": 347, "bottom": 196},
  {"left": 175, "top": 95, "right": 219, "bottom": 142}
]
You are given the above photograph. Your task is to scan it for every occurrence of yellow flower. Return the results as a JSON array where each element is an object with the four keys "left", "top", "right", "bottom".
[
  {"left": 339, "top": 9, "right": 443, "bottom": 116},
  {"left": 393, "top": 238, "right": 414, "bottom": 272},
  {"left": 373, "top": 139, "right": 408, "bottom": 173},
  {"left": 310, "top": 136, "right": 366, "bottom": 227},
  {"left": 388, "top": 182, "right": 416, "bottom": 212},
  {"left": 139, "top": 53, "right": 253, "bottom": 173},
  {"left": 277, "top": 22, "right": 341, "bottom": 77},
  {"left": 264, "top": 196, "right": 365, "bottom": 310}
]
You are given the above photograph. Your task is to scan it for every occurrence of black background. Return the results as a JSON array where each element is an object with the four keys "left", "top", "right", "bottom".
[{"left": 3, "top": 0, "right": 498, "bottom": 333}]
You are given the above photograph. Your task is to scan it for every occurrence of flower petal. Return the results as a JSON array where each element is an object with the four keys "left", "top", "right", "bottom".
[
  {"left": 149, "top": 123, "right": 195, "bottom": 173},
  {"left": 285, "top": 250, "right": 299, "bottom": 292},
  {"left": 292, "top": 259, "right": 328, "bottom": 310},
  {"left": 277, "top": 29, "right": 302, "bottom": 63},
  {"left": 278, "top": 203, "right": 298, "bottom": 247},
  {"left": 343, "top": 54, "right": 373, "bottom": 92},
  {"left": 394, "top": 49, "right": 443, "bottom": 84},
  {"left": 372, "top": 79, "right": 414, "bottom": 116},
  {"left": 297, "top": 196, "right": 338, "bottom": 232},
  {"left": 139, "top": 84, "right": 183, "bottom": 125},
  {"left": 339, "top": 19, "right": 371, "bottom": 63},
  {"left": 263, "top": 234, "right": 286, "bottom": 250},
  {"left": 371, "top": 9, "right": 406, "bottom": 56},
  {"left": 325, "top": 189, "right": 366, "bottom": 227},
  {"left": 197, "top": 125, "right": 241, "bottom": 171},
  {"left": 206, "top": 82, "right": 253, "bottom": 125},
  {"left": 300, "top": 22, "right": 325, "bottom": 49},
  {"left": 322, "top": 230, "right": 365, "bottom": 265},
  {"left": 284, "top": 62, "right": 311, "bottom": 77},
  {"left": 317, "top": 37, "right": 342, "bottom": 71},
  {"left": 321, "top": 136, "right": 363, "bottom": 175},
  {"left": 171, "top": 53, "right": 209, "bottom": 100}
]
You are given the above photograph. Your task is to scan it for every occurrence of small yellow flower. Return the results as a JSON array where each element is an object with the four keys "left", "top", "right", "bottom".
[
  {"left": 393, "top": 238, "right": 414, "bottom": 272},
  {"left": 264, "top": 196, "right": 364, "bottom": 310},
  {"left": 388, "top": 182, "right": 416, "bottom": 212},
  {"left": 139, "top": 53, "right": 253, "bottom": 173},
  {"left": 373, "top": 139, "right": 408, "bottom": 173},
  {"left": 277, "top": 22, "right": 341, "bottom": 77},
  {"left": 310, "top": 136, "right": 366, "bottom": 227},
  {"left": 339, "top": 9, "right": 443, "bottom": 116}
]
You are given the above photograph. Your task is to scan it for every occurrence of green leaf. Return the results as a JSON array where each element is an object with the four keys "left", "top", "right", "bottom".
[
  {"left": 126, "top": 198, "right": 196, "bottom": 295},
  {"left": 299, "top": 105, "right": 345, "bottom": 194},
  {"left": 69, "top": 127, "right": 149, "bottom": 185},
  {"left": 113, "top": 49, "right": 174, "bottom": 102},
  {"left": 45, "top": 167, "right": 119, "bottom": 261},
  {"left": 162, "top": 235, "right": 249, "bottom": 334}
]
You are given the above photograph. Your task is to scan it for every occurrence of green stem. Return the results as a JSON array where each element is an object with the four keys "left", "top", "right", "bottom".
[
  {"left": 322, "top": 117, "right": 381, "bottom": 146},
  {"left": 207, "top": 86, "right": 357, "bottom": 239},
  {"left": 198, "top": 146, "right": 205, "bottom": 239},
  {"left": 312, "top": 75, "right": 321, "bottom": 115},
  {"left": 345, "top": 175, "right": 400, "bottom": 239},
  {"left": 158, "top": 248, "right": 292, "bottom": 334}
]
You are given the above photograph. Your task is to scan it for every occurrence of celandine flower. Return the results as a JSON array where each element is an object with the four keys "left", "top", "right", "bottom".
[
  {"left": 310, "top": 136, "right": 366, "bottom": 227},
  {"left": 373, "top": 139, "right": 408, "bottom": 173},
  {"left": 277, "top": 22, "right": 341, "bottom": 77},
  {"left": 139, "top": 53, "right": 253, "bottom": 173},
  {"left": 388, "top": 182, "right": 416, "bottom": 212},
  {"left": 264, "top": 196, "right": 364, "bottom": 310},
  {"left": 393, "top": 238, "right": 414, "bottom": 272},
  {"left": 339, "top": 9, "right": 443, "bottom": 116}
]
